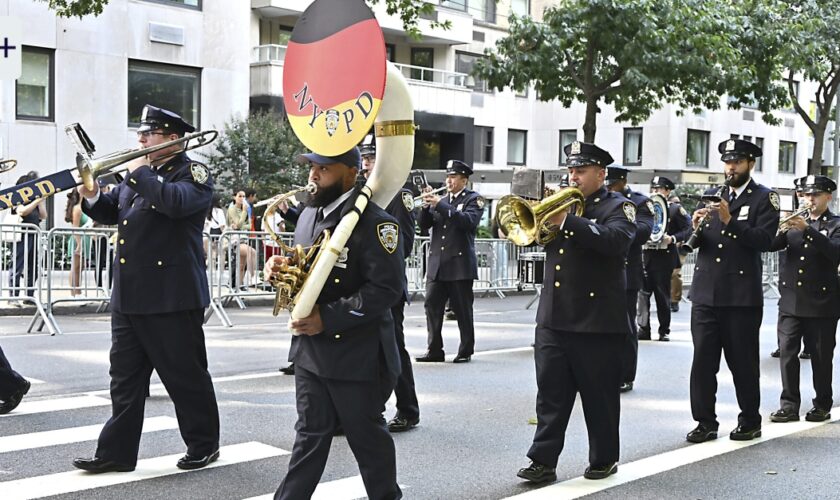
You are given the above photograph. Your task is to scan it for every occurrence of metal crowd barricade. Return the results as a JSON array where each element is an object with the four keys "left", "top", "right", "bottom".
[
  {"left": 679, "top": 250, "right": 780, "bottom": 299},
  {"left": 0, "top": 222, "right": 55, "bottom": 333}
]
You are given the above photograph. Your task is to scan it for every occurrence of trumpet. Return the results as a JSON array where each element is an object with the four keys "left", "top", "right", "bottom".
[
  {"left": 414, "top": 185, "right": 448, "bottom": 207},
  {"left": 778, "top": 203, "right": 812, "bottom": 234},
  {"left": 0, "top": 159, "right": 17, "bottom": 174},
  {"left": 254, "top": 184, "right": 317, "bottom": 208}
]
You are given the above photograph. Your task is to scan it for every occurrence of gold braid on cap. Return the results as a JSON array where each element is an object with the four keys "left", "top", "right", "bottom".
[{"left": 375, "top": 120, "right": 416, "bottom": 137}]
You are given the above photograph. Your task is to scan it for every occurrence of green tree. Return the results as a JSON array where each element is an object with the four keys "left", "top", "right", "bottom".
[
  {"left": 202, "top": 112, "right": 308, "bottom": 204},
  {"left": 474, "top": 0, "right": 745, "bottom": 142},
  {"left": 38, "top": 0, "right": 451, "bottom": 37}
]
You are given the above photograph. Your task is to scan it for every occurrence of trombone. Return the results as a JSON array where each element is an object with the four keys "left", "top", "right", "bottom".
[{"left": 255, "top": 184, "right": 316, "bottom": 208}]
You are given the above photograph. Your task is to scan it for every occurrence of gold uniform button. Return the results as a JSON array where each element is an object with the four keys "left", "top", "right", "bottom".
[
  {"left": 334, "top": 334, "right": 341, "bottom": 339},
  {"left": 554, "top": 281, "right": 560, "bottom": 288},
  {"left": 718, "top": 244, "right": 723, "bottom": 249},
  {"left": 797, "top": 282, "right": 802, "bottom": 287},
  {"left": 122, "top": 220, "right": 128, "bottom": 226},
  {"left": 559, "top": 249, "right": 565, "bottom": 255},
  {"left": 555, "top": 265, "right": 560, "bottom": 271},
  {"left": 739, "top": 270, "right": 744, "bottom": 275},
  {"left": 151, "top": 205, "right": 156, "bottom": 209},
  {"left": 458, "top": 252, "right": 463, "bottom": 256},
  {"left": 715, "top": 257, "right": 721, "bottom": 262},
  {"left": 800, "top": 256, "right": 806, "bottom": 261},
  {"left": 823, "top": 286, "right": 827, "bottom": 291},
  {"left": 334, "top": 278, "right": 340, "bottom": 283},
  {"left": 721, "top": 230, "right": 726, "bottom": 234},
  {"left": 589, "top": 292, "right": 595, "bottom": 297},
  {"left": 799, "top": 269, "right": 804, "bottom": 274},
  {"left": 157, "top": 261, "right": 163, "bottom": 266},
  {"left": 443, "top": 225, "right": 447, "bottom": 229},
  {"left": 441, "top": 246, "right": 445, "bottom": 251},
  {"left": 119, "top": 239, "right": 125, "bottom": 245},
  {"left": 569, "top": 231, "right": 574, "bottom": 236},
  {"left": 442, "top": 236, "right": 446, "bottom": 240},
  {"left": 804, "top": 244, "right": 809, "bottom": 248},
  {"left": 119, "top": 258, "right": 125, "bottom": 264}
]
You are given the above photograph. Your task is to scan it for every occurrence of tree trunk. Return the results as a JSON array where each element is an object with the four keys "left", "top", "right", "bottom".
[
  {"left": 583, "top": 94, "right": 598, "bottom": 143},
  {"left": 811, "top": 127, "right": 826, "bottom": 175}
]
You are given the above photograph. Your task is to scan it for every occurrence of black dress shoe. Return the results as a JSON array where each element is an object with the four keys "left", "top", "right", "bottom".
[
  {"left": 658, "top": 333, "right": 670, "bottom": 342},
  {"left": 770, "top": 348, "right": 781, "bottom": 358},
  {"left": 73, "top": 457, "right": 135, "bottom": 473},
  {"left": 445, "top": 310, "right": 456, "bottom": 320},
  {"left": 799, "top": 351, "right": 811, "bottom": 360},
  {"left": 0, "top": 379, "right": 30, "bottom": 415},
  {"left": 176, "top": 449, "right": 220, "bottom": 470},
  {"left": 619, "top": 381, "right": 633, "bottom": 393},
  {"left": 415, "top": 351, "right": 445, "bottom": 362},
  {"left": 805, "top": 407, "right": 831, "bottom": 422},
  {"left": 770, "top": 408, "right": 800, "bottom": 422},
  {"left": 730, "top": 425, "right": 761, "bottom": 441},
  {"left": 387, "top": 415, "right": 419, "bottom": 432},
  {"left": 516, "top": 461, "right": 556, "bottom": 484},
  {"left": 686, "top": 424, "right": 718, "bottom": 443},
  {"left": 584, "top": 462, "right": 618, "bottom": 480},
  {"left": 279, "top": 363, "right": 295, "bottom": 375},
  {"left": 453, "top": 355, "right": 471, "bottom": 363},
  {"left": 670, "top": 302, "right": 680, "bottom": 312},
  {"left": 637, "top": 328, "right": 651, "bottom": 341}
]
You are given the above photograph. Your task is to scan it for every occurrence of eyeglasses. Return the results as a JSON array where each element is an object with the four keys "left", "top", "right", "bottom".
[{"left": 136, "top": 131, "right": 167, "bottom": 138}]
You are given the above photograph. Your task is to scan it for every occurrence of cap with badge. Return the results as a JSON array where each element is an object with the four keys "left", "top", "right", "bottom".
[
  {"left": 359, "top": 134, "right": 376, "bottom": 158},
  {"left": 793, "top": 176, "right": 803, "bottom": 194},
  {"left": 798, "top": 175, "right": 837, "bottom": 194},
  {"left": 563, "top": 141, "right": 614, "bottom": 168},
  {"left": 137, "top": 105, "right": 196, "bottom": 135},
  {"left": 445, "top": 160, "right": 473, "bottom": 177},
  {"left": 298, "top": 147, "right": 362, "bottom": 169},
  {"left": 559, "top": 173, "right": 570, "bottom": 188},
  {"left": 605, "top": 165, "right": 630, "bottom": 185},
  {"left": 719, "top": 138, "right": 763, "bottom": 162},
  {"left": 650, "top": 176, "right": 675, "bottom": 190}
]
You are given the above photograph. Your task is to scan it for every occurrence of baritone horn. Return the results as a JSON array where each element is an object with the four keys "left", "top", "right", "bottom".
[{"left": 496, "top": 187, "right": 586, "bottom": 246}]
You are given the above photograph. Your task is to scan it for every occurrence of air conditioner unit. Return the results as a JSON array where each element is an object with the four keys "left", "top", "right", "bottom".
[
  {"left": 149, "top": 22, "right": 184, "bottom": 46},
  {"left": 742, "top": 110, "right": 755, "bottom": 121}
]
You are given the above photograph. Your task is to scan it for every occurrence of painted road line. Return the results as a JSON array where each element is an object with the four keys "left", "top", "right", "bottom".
[
  {"left": 0, "top": 442, "right": 290, "bottom": 500},
  {"left": 0, "top": 416, "right": 178, "bottom": 454},
  {"left": 244, "top": 474, "right": 407, "bottom": 500},
  {"left": 0, "top": 395, "right": 111, "bottom": 418},
  {"left": 504, "top": 410, "right": 840, "bottom": 499}
]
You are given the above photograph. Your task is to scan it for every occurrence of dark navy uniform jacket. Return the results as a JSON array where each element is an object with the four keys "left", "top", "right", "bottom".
[
  {"left": 384, "top": 189, "right": 415, "bottom": 302},
  {"left": 83, "top": 152, "right": 212, "bottom": 314},
  {"left": 620, "top": 188, "right": 653, "bottom": 290},
  {"left": 536, "top": 186, "right": 637, "bottom": 334},
  {"left": 287, "top": 192, "right": 404, "bottom": 382},
  {"left": 689, "top": 179, "right": 779, "bottom": 307},
  {"left": 771, "top": 210, "right": 840, "bottom": 317},
  {"left": 418, "top": 188, "right": 483, "bottom": 281}
]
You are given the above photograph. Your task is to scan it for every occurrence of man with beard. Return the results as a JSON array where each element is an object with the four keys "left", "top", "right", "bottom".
[
  {"left": 360, "top": 134, "right": 421, "bottom": 433},
  {"left": 517, "top": 142, "right": 635, "bottom": 483},
  {"left": 265, "top": 146, "right": 404, "bottom": 500},
  {"left": 686, "top": 139, "right": 779, "bottom": 444},
  {"left": 769, "top": 175, "right": 840, "bottom": 424},
  {"left": 605, "top": 166, "right": 653, "bottom": 393}
]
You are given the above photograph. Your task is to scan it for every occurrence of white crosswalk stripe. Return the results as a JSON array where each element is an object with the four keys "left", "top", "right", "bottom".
[
  {"left": 243, "top": 474, "right": 408, "bottom": 500},
  {"left": 0, "top": 415, "right": 178, "bottom": 454},
  {"left": 0, "top": 395, "right": 111, "bottom": 417},
  {"left": 0, "top": 442, "right": 290, "bottom": 500}
]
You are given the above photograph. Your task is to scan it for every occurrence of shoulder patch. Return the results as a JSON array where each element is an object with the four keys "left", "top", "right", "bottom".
[
  {"left": 679, "top": 206, "right": 687, "bottom": 216},
  {"left": 622, "top": 202, "right": 636, "bottom": 223},
  {"left": 190, "top": 162, "right": 209, "bottom": 184},
  {"left": 377, "top": 222, "right": 399, "bottom": 254},
  {"left": 769, "top": 191, "right": 780, "bottom": 211},
  {"left": 476, "top": 196, "right": 486, "bottom": 209},
  {"left": 645, "top": 200, "right": 654, "bottom": 215},
  {"left": 401, "top": 191, "right": 414, "bottom": 212}
]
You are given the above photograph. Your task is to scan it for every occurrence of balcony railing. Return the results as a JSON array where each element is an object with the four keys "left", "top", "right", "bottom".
[
  {"left": 252, "top": 44, "right": 287, "bottom": 64},
  {"left": 393, "top": 63, "right": 469, "bottom": 89}
]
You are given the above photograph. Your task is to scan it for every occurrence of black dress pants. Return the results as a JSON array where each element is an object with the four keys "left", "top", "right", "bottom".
[
  {"left": 95, "top": 309, "right": 220, "bottom": 465},
  {"left": 777, "top": 313, "right": 838, "bottom": 412},
  {"left": 392, "top": 301, "right": 419, "bottom": 419},
  {"left": 528, "top": 327, "right": 623, "bottom": 468},
  {"left": 424, "top": 279, "right": 475, "bottom": 357},
  {"left": 638, "top": 256, "right": 672, "bottom": 335},
  {"left": 622, "top": 288, "right": 639, "bottom": 384}
]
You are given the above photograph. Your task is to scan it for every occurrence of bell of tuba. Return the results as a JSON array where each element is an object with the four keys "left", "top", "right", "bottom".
[
  {"left": 647, "top": 193, "right": 669, "bottom": 244},
  {"left": 496, "top": 187, "right": 586, "bottom": 246}
]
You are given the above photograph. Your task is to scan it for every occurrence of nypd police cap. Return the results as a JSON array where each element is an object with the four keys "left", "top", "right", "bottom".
[
  {"left": 719, "top": 138, "right": 763, "bottom": 162},
  {"left": 137, "top": 105, "right": 196, "bottom": 135},
  {"left": 799, "top": 174, "right": 837, "bottom": 194},
  {"left": 650, "top": 176, "right": 675, "bottom": 190},
  {"left": 445, "top": 160, "right": 473, "bottom": 177},
  {"left": 359, "top": 134, "right": 376, "bottom": 157},
  {"left": 563, "top": 141, "right": 613, "bottom": 168},
  {"left": 606, "top": 165, "right": 630, "bottom": 185}
]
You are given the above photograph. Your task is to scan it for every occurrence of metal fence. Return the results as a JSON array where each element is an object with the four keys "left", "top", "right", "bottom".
[{"left": 1, "top": 222, "right": 784, "bottom": 332}]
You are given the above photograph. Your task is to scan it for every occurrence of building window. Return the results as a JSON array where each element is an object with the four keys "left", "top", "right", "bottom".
[
  {"left": 779, "top": 141, "right": 796, "bottom": 174},
  {"left": 386, "top": 43, "right": 396, "bottom": 63},
  {"left": 128, "top": 61, "right": 201, "bottom": 128},
  {"left": 441, "top": 0, "right": 467, "bottom": 10},
  {"left": 141, "top": 0, "right": 201, "bottom": 10},
  {"left": 469, "top": 0, "right": 496, "bottom": 22},
  {"left": 730, "top": 133, "right": 740, "bottom": 140},
  {"left": 16, "top": 47, "right": 54, "bottom": 121},
  {"left": 455, "top": 51, "right": 489, "bottom": 92},
  {"left": 558, "top": 130, "right": 577, "bottom": 165},
  {"left": 510, "top": 0, "right": 530, "bottom": 16},
  {"left": 258, "top": 20, "right": 292, "bottom": 45},
  {"left": 474, "top": 126, "right": 493, "bottom": 163},
  {"left": 754, "top": 137, "right": 764, "bottom": 172},
  {"left": 623, "top": 128, "right": 643, "bottom": 166},
  {"left": 410, "top": 48, "right": 434, "bottom": 82},
  {"left": 508, "top": 129, "right": 527, "bottom": 165},
  {"left": 686, "top": 129, "right": 709, "bottom": 168}
]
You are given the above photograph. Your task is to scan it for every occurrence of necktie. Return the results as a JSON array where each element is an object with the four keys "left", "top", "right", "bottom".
[
  {"left": 316, "top": 208, "right": 324, "bottom": 224},
  {"left": 729, "top": 190, "right": 736, "bottom": 203}
]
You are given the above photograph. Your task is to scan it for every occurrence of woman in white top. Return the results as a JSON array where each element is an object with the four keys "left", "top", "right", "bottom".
[{"left": 204, "top": 193, "right": 226, "bottom": 261}]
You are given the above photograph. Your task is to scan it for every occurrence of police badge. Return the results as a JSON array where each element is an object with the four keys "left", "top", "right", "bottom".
[
  {"left": 726, "top": 139, "right": 735, "bottom": 151},
  {"left": 571, "top": 141, "right": 581, "bottom": 155},
  {"left": 190, "top": 163, "right": 209, "bottom": 184},
  {"left": 325, "top": 109, "right": 340, "bottom": 137},
  {"left": 646, "top": 200, "right": 654, "bottom": 214},
  {"left": 769, "top": 191, "right": 780, "bottom": 211},
  {"left": 476, "top": 196, "right": 486, "bottom": 209},
  {"left": 377, "top": 222, "right": 399, "bottom": 254},
  {"left": 401, "top": 191, "right": 413, "bottom": 211},
  {"left": 623, "top": 202, "right": 636, "bottom": 223}
]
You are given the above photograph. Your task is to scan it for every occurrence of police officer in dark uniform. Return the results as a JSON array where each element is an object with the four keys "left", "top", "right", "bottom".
[
  {"left": 74, "top": 105, "right": 220, "bottom": 472},
  {"left": 637, "top": 176, "right": 691, "bottom": 341},
  {"left": 359, "top": 134, "right": 420, "bottom": 433},
  {"left": 769, "top": 175, "right": 840, "bottom": 423},
  {"left": 685, "top": 139, "right": 779, "bottom": 443},
  {"left": 605, "top": 166, "right": 653, "bottom": 393},
  {"left": 266, "top": 147, "right": 404, "bottom": 500},
  {"left": 416, "top": 160, "right": 484, "bottom": 363},
  {"left": 0, "top": 346, "right": 30, "bottom": 414},
  {"left": 517, "top": 142, "right": 636, "bottom": 483}
]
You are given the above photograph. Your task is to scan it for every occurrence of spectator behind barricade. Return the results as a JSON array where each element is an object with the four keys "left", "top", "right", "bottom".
[
  {"left": 204, "top": 193, "right": 226, "bottom": 261},
  {"left": 227, "top": 190, "right": 257, "bottom": 290},
  {"left": 8, "top": 171, "right": 46, "bottom": 301},
  {"left": 65, "top": 188, "right": 92, "bottom": 297},
  {"left": 261, "top": 208, "right": 285, "bottom": 261},
  {"left": 244, "top": 188, "right": 257, "bottom": 231}
]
